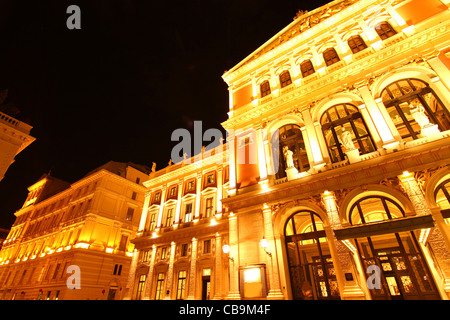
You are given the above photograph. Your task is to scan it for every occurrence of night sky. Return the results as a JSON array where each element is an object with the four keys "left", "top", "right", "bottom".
[{"left": 0, "top": 0, "right": 330, "bottom": 229}]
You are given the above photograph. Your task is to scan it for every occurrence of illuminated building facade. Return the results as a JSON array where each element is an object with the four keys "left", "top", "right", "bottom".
[
  {"left": 0, "top": 111, "right": 35, "bottom": 182},
  {"left": 0, "top": 161, "right": 150, "bottom": 300},
  {"left": 127, "top": 0, "right": 450, "bottom": 300}
]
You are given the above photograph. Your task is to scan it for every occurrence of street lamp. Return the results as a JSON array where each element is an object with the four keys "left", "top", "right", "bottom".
[
  {"left": 260, "top": 237, "right": 272, "bottom": 257},
  {"left": 222, "top": 243, "right": 234, "bottom": 261}
]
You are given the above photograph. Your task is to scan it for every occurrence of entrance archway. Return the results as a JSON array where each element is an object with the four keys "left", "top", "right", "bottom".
[
  {"left": 284, "top": 210, "right": 340, "bottom": 300},
  {"left": 349, "top": 196, "right": 440, "bottom": 299}
]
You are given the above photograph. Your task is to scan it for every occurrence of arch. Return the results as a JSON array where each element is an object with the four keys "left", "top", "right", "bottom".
[
  {"left": 274, "top": 65, "right": 292, "bottom": 77},
  {"left": 339, "top": 184, "right": 414, "bottom": 225},
  {"left": 370, "top": 66, "right": 439, "bottom": 100},
  {"left": 424, "top": 166, "right": 450, "bottom": 208},
  {"left": 265, "top": 114, "right": 305, "bottom": 141},
  {"left": 273, "top": 201, "right": 330, "bottom": 237},
  {"left": 255, "top": 74, "right": 272, "bottom": 86},
  {"left": 311, "top": 92, "right": 364, "bottom": 123}
]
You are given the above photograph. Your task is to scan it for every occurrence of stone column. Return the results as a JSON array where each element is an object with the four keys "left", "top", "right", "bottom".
[
  {"left": 143, "top": 245, "right": 157, "bottom": 300},
  {"left": 321, "top": 191, "right": 366, "bottom": 299},
  {"left": 156, "top": 185, "right": 167, "bottom": 228},
  {"left": 123, "top": 250, "right": 139, "bottom": 300},
  {"left": 257, "top": 128, "right": 268, "bottom": 181},
  {"left": 194, "top": 172, "right": 202, "bottom": 220},
  {"left": 216, "top": 166, "right": 223, "bottom": 214},
  {"left": 227, "top": 212, "right": 240, "bottom": 299},
  {"left": 262, "top": 204, "right": 284, "bottom": 299},
  {"left": 398, "top": 171, "right": 450, "bottom": 297},
  {"left": 138, "top": 191, "right": 151, "bottom": 232},
  {"left": 226, "top": 132, "right": 237, "bottom": 195},
  {"left": 186, "top": 238, "right": 198, "bottom": 300},
  {"left": 164, "top": 241, "right": 176, "bottom": 300},
  {"left": 213, "top": 233, "right": 225, "bottom": 299},
  {"left": 174, "top": 179, "right": 184, "bottom": 225}
]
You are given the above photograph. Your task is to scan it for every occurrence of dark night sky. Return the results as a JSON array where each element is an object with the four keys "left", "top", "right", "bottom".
[{"left": 0, "top": 0, "right": 330, "bottom": 229}]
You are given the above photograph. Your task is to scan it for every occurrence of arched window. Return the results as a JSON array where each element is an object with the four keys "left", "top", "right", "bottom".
[
  {"left": 347, "top": 35, "right": 367, "bottom": 54},
  {"left": 279, "top": 70, "right": 292, "bottom": 88},
  {"left": 349, "top": 196, "right": 440, "bottom": 300},
  {"left": 323, "top": 48, "right": 340, "bottom": 66},
  {"left": 375, "top": 21, "right": 397, "bottom": 40},
  {"left": 321, "top": 104, "right": 375, "bottom": 163},
  {"left": 284, "top": 211, "right": 340, "bottom": 300},
  {"left": 271, "top": 124, "right": 309, "bottom": 180},
  {"left": 381, "top": 79, "right": 450, "bottom": 141},
  {"left": 434, "top": 178, "right": 450, "bottom": 224},
  {"left": 260, "top": 80, "right": 271, "bottom": 98},
  {"left": 300, "top": 60, "right": 315, "bottom": 78},
  {"left": 349, "top": 196, "right": 405, "bottom": 225}
]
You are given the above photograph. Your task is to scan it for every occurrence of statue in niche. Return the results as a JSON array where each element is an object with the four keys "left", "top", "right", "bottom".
[
  {"left": 340, "top": 128, "right": 355, "bottom": 151},
  {"left": 410, "top": 100, "right": 431, "bottom": 128},
  {"left": 283, "top": 146, "right": 295, "bottom": 168}
]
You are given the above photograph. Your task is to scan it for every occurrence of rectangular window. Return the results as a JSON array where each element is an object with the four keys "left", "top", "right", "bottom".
[
  {"left": 165, "top": 208, "right": 174, "bottom": 227},
  {"left": 176, "top": 270, "right": 187, "bottom": 300},
  {"left": 184, "top": 203, "right": 193, "bottom": 223},
  {"left": 52, "top": 264, "right": 61, "bottom": 280},
  {"left": 206, "top": 173, "right": 215, "bottom": 185},
  {"left": 155, "top": 273, "right": 165, "bottom": 300},
  {"left": 142, "top": 250, "right": 150, "bottom": 263},
  {"left": 149, "top": 212, "right": 157, "bottom": 231},
  {"left": 119, "top": 235, "right": 128, "bottom": 251},
  {"left": 131, "top": 191, "right": 137, "bottom": 200},
  {"left": 186, "top": 180, "right": 195, "bottom": 192},
  {"left": 161, "top": 247, "right": 168, "bottom": 260},
  {"left": 126, "top": 207, "right": 134, "bottom": 221},
  {"left": 205, "top": 197, "right": 214, "bottom": 218},
  {"left": 181, "top": 244, "right": 188, "bottom": 257},
  {"left": 153, "top": 192, "right": 161, "bottom": 202},
  {"left": 203, "top": 239, "right": 211, "bottom": 254},
  {"left": 136, "top": 274, "right": 146, "bottom": 300}
]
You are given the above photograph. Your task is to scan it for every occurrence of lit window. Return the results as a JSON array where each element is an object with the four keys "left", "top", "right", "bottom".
[
  {"left": 176, "top": 270, "right": 187, "bottom": 300},
  {"left": 381, "top": 79, "right": 450, "bottom": 141},
  {"left": 205, "top": 197, "right": 214, "bottom": 218},
  {"left": 321, "top": 103, "right": 375, "bottom": 163}
]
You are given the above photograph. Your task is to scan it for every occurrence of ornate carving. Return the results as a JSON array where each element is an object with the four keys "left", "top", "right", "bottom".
[{"left": 415, "top": 165, "right": 448, "bottom": 194}]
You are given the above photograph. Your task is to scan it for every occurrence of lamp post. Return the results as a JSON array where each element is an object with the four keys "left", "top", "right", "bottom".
[
  {"left": 222, "top": 243, "right": 234, "bottom": 261},
  {"left": 260, "top": 237, "right": 272, "bottom": 257}
]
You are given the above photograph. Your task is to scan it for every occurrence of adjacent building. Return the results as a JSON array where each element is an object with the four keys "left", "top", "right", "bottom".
[
  {"left": 0, "top": 111, "right": 35, "bottom": 182},
  {"left": 0, "top": 161, "right": 150, "bottom": 300},
  {"left": 126, "top": 0, "right": 450, "bottom": 300}
]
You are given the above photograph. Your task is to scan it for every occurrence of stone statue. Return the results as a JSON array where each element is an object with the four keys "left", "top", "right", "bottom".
[
  {"left": 283, "top": 146, "right": 295, "bottom": 168},
  {"left": 410, "top": 101, "right": 430, "bottom": 128},
  {"left": 340, "top": 128, "right": 355, "bottom": 151},
  {"left": 151, "top": 162, "right": 156, "bottom": 173}
]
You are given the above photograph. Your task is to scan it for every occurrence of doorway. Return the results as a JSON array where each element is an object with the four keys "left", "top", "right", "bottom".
[
  {"left": 356, "top": 232, "right": 440, "bottom": 300},
  {"left": 201, "top": 276, "right": 211, "bottom": 300}
]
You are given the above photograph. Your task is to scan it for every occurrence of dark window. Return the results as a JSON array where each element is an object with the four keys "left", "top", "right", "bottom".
[
  {"left": 203, "top": 239, "right": 211, "bottom": 254},
  {"left": 300, "top": 59, "right": 315, "bottom": 77},
  {"left": 323, "top": 48, "right": 340, "bottom": 66},
  {"left": 375, "top": 21, "right": 397, "bottom": 40},
  {"left": 260, "top": 80, "right": 271, "bottom": 98},
  {"left": 321, "top": 104, "right": 375, "bottom": 163},
  {"left": 126, "top": 207, "right": 134, "bottom": 221},
  {"left": 271, "top": 124, "right": 310, "bottom": 180},
  {"left": 279, "top": 70, "right": 292, "bottom": 88},
  {"left": 347, "top": 35, "right": 367, "bottom": 54}
]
